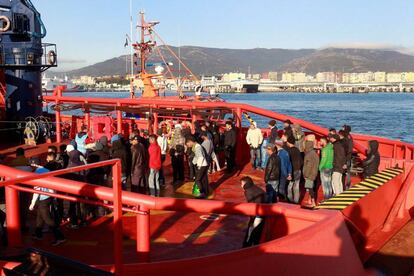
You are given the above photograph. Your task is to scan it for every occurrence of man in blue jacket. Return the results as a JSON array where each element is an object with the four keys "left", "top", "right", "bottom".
[{"left": 275, "top": 141, "right": 292, "bottom": 200}]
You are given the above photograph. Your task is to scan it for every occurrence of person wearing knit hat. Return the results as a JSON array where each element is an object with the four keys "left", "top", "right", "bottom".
[{"left": 66, "top": 144, "right": 75, "bottom": 153}]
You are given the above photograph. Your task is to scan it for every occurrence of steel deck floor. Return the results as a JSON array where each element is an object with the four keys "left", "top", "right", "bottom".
[{"left": 3, "top": 142, "right": 412, "bottom": 272}]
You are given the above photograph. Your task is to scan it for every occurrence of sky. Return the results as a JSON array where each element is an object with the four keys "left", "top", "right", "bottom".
[{"left": 34, "top": 0, "right": 414, "bottom": 71}]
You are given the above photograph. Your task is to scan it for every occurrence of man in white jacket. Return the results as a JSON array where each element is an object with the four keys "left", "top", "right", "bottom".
[
  {"left": 246, "top": 122, "right": 263, "bottom": 170},
  {"left": 186, "top": 135, "right": 209, "bottom": 198},
  {"left": 246, "top": 122, "right": 264, "bottom": 170}
]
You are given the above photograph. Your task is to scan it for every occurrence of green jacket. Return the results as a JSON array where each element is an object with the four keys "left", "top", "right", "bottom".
[{"left": 319, "top": 143, "right": 334, "bottom": 170}]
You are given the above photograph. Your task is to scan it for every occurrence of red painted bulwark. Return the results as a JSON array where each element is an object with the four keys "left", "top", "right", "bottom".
[
  {"left": 113, "top": 213, "right": 366, "bottom": 276},
  {"left": 341, "top": 173, "right": 405, "bottom": 260}
]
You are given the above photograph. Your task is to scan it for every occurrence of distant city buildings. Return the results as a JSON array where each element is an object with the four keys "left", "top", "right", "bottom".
[
  {"left": 69, "top": 70, "right": 414, "bottom": 93},
  {"left": 222, "top": 72, "right": 246, "bottom": 82}
]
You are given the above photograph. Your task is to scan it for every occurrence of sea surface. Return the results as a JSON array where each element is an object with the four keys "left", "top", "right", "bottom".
[{"left": 65, "top": 92, "right": 414, "bottom": 144}]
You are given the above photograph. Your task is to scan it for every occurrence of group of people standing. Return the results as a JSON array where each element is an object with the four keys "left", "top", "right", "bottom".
[
  {"left": 167, "top": 120, "right": 238, "bottom": 198},
  {"left": 248, "top": 120, "right": 380, "bottom": 207}
]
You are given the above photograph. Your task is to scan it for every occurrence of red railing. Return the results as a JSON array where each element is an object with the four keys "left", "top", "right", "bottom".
[
  {"left": 43, "top": 91, "right": 414, "bottom": 162},
  {"left": 0, "top": 161, "right": 329, "bottom": 275},
  {"left": 43, "top": 94, "right": 369, "bottom": 155}
]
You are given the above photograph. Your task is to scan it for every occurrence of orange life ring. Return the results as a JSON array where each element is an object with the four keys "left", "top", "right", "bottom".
[
  {"left": 47, "top": 50, "right": 57, "bottom": 65},
  {"left": 0, "top": 16, "right": 11, "bottom": 32}
]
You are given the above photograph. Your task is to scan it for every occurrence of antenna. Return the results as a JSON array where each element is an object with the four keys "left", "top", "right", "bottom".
[{"left": 129, "top": 0, "right": 134, "bottom": 76}]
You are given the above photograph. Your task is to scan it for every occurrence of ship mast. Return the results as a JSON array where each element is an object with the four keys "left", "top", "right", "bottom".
[
  {"left": 132, "top": 11, "right": 159, "bottom": 98},
  {"left": 129, "top": 0, "right": 135, "bottom": 98}
]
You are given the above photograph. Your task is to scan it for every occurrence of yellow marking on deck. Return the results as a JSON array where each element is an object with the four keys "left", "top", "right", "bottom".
[
  {"left": 315, "top": 168, "right": 403, "bottom": 210},
  {"left": 377, "top": 172, "right": 394, "bottom": 177},
  {"left": 348, "top": 186, "right": 372, "bottom": 190},
  {"left": 358, "top": 182, "right": 380, "bottom": 189},
  {"left": 380, "top": 172, "right": 398, "bottom": 178},
  {"left": 371, "top": 175, "right": 391, "bottom": 182},
  {"left": 361, "top": 179, "right": 383, "bottom": 186},
  {"left": 328, "top": 197, "right": 362, "bottom": 201}
]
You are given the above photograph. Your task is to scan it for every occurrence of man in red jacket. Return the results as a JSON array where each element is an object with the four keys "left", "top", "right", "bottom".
[{"left": 148, "top": 135, "right": 162, "bottom": 196}]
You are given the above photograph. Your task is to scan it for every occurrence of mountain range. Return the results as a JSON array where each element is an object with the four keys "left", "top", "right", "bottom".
[{"left": 65, "top": 46, "right": 414, "bottom": 77}]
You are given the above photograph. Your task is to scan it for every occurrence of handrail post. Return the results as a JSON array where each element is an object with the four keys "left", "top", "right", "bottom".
[
  {"left": 5, "top": 186, "right": 22, "bottom": 247},
  {"left": 236, "top": 107, "right": 242, "bottom": 129},
  {"left": 136, "top": 205, "right": 150, "bottom": 263},
  {"left": 153, "top": 105, "right": 158, "bottom": 135},
  {"left": 112, "top": 160, "right": 123, "bottom": 275},
  {"left": 116, "top": 103, "right": 122, "bottom": 135},
  {"left": 84, "top": 104, "right": 90, "bottom": 132},
  {"left": 393, "top": 144, "right": 397, "bottom": 161},
  {"left": 191, "top": 106, "right": 196, "bottom": 134},
  {"left": 55, "top": 103, "right": 62, "bottom": 144},
  {"left": 54, "top": 87, "right": 62, "bottom": 144}
]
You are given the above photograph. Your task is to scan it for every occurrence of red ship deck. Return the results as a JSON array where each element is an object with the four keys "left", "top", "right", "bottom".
[
  {"left": 0, "top": 142, "right": 258, "bottom": 264},
  {"left": 2, "top": 142, "right": 414, "bottom": 274}
]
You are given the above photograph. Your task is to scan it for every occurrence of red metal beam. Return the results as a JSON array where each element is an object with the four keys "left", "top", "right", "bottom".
[{"left": 0, "top": 164, "right": 328, "bottom": 220}]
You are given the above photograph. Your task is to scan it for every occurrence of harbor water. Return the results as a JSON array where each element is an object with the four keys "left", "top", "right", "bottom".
[{"left": 65, "top": 92, "right": 414, "bottom": 144}]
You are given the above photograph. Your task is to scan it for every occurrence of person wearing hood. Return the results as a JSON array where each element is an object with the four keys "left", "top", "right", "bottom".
[
  {"left": 99, "top": 135, "right": 110, "bottom": 156},
  {"left": 302, "top": 140, "right": 320, "bottom": 207},
  {"left": 170, "top": 124, "right": 185, "bottom": 182},
  {"left": 286, "top": 136, "right": 303, "bottom": 204},
  {"left": 240, "top": 176, "right": 266, "bottom": 247},
  {"left": 361, "top": 140, "right": 380, "bottom": 179},
  {"left": 340, "top": 125, "right": 354, "bottom": 190},
  {"left": 329, "top": 134, "right": 346, "bottom": 195},
  {"left": 110, "top": 137, "right": 128, "bottom": 189},
  {"left": 246, "top": 122, "right": 263, "bottom": 170},
  {"left": 130, "top": 135, "right": 148, "bottom": 193},
  {"left": 292, "top": 124, "right": 305, "bottom": 153}
]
